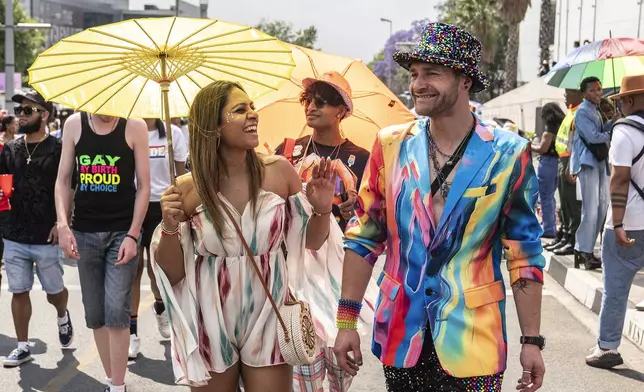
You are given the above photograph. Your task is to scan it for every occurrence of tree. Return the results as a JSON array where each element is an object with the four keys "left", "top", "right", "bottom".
[
  {"left": 0, "top": 0, "right": 45, "bottom": 79},
  {"left": 436, "top": 0, "right": 508, "bottom": 100},
  {"left": 498, "top": 0, "right": 532, "bottom": 90},
  {"left": 538, "top": 0, "right": 555, "bottom": 66},
  {"left": 255, "top": 19, "right": 318, "bottom": 49},
  {"left": 369, "top": 18, "right": 430, "bottom": 97}
]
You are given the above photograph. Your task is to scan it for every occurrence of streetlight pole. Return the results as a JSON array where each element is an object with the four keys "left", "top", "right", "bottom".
[
  {"left": 638, "top": 1, "right": 643, "bottom": 37},
  {"left": 4, "top": 0, "right": 15, "bottom": 112},
  {"left": 578, "top": 0, "right": 583, "bottom": 43},
  {"left": 556, "top": 0, "right": 562, "bottom": 60},
  {"left": 175, "top": 0, "right": 180, "bottom": 17},
  {"left": 1, "top": 17, "right": 52, "bottom": 112},
  {"left": 380, "top": 17, "right": 393, "bottom": 89},
  {"left": 565, "top": 0, "right": 570, "bottom": 53},
  {"left": 592, "top": 0, "right": 597, "bottom": 41}
]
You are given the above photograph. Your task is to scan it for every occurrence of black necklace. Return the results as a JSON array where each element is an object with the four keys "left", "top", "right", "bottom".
[{"left": 426, "top": 117, "right": 476, "bottom": 199}]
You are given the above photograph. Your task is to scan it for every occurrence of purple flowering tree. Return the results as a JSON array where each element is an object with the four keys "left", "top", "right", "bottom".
[{"left": 371, "top": 19, "right": 430, "bottom": 96}]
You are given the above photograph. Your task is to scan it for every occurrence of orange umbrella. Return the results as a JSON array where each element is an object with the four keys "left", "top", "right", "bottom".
[{"left": 255, "top": 44, "right": 414, "bottom": 152}]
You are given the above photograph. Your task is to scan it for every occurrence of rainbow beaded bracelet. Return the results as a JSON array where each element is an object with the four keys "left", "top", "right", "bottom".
[{"left": 336, "top": 299, "right": 362, "bottom": 330}]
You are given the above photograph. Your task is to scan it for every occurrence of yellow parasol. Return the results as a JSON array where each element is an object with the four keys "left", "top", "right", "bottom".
[
  {"left": 28, "top": 16, "right": 295, "bottom": 180},
  {"left": 254, "top": 44, "right": 414, "bottom": 152}
]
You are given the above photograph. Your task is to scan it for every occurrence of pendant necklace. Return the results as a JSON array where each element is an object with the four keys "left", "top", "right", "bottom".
[{"left": 24, "top": 134, "right": 48, "bottom": 164}]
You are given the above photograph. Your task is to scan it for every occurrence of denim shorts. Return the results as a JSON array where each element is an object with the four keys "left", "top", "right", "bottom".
[
  {"left": 74, "top": 231, "right": 139, "bottom": 329},
  {"left": 2, "top": 239, "right": 64, "bottom": 295}
]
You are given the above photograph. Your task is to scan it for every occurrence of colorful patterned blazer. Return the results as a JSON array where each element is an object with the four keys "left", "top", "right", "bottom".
[{"left": 344, "top": 116, "right": 545, "bottom": 378}]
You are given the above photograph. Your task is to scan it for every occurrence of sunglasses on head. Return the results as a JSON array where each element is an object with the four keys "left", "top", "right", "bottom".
[
  {"left": 300, "top": 94, "right": 328, "bottom": 109},
  {"left": 14, "top": 106, "right": 46, "bottom": 116}
]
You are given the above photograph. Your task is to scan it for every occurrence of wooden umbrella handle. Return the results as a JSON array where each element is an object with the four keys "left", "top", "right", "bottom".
[{"left": 161, "top": 84, "right": 177, "bottom": 185}]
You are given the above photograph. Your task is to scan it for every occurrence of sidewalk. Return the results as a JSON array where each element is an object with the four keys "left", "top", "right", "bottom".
[{"left": 544, "top": 249, "right": 644, "bottom": 351}]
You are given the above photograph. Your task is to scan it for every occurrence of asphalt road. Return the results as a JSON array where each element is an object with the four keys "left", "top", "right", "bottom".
[{"left": 1, "top": 256, "right": 643, "bottom": 392}]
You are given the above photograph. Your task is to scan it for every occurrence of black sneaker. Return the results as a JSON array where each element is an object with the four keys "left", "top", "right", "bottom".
[
  {"left": 58, "top": 310, "right": 74, "bottom": 349},
  {"left": 3, "top": 346, "right": 33, "bottom": 367}
]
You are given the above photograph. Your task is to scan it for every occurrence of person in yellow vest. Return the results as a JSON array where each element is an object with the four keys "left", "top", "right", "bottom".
[{"left": 544, "top": 89, "right": 584, "bottom": 256}]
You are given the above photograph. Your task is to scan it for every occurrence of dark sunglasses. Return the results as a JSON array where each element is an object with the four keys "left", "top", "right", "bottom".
[
  {"left": 300, "top": 94, "right": 328, "bottom": 109},
  {"left": 14, "top": 106, "right": 46, "bottom": 116}
]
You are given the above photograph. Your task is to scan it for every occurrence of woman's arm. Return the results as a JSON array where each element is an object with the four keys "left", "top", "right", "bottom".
[
  {"left": 154, "top": 175, "right": 195, "bottom": 285},
  {"left": 531, "top": 132, "right": 554, "bottom": 155}
]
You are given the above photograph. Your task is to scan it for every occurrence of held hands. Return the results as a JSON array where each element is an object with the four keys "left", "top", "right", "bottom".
[
  {"left": 47, "top": 225, "right": 59, "bottom": 245},
  {"left": 306, "top": 157, "right": 337, "bottom": 214},
  {"left": 58, "top": 224, "right": 79, "bottom": 260},
  {"left": 333, "top": 329, "right": 363, "bottom": 376},
  {"left": 160, "top": 185, "right": 189, "bottom": 231}
]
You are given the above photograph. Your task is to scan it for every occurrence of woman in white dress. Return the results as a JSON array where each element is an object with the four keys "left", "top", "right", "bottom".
[{"left": 152, "top": 80, "right": 337, "bottom": 392}]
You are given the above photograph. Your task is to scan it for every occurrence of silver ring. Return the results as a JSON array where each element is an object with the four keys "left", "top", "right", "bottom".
[{"left": 522, "top": 370, "right": 532, "bottom": 374}]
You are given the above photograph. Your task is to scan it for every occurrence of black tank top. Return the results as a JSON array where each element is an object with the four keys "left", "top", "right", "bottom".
[{"left": 72, "top": 113, "right": 136, "bottom": 232}]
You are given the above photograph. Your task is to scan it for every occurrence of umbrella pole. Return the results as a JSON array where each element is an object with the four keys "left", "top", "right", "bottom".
[
  {"left": 608, "top": 31, "right": 621, "bottom": 115},
  {"left": 160, "top": 55, "right": 177, "bottom": 185}
]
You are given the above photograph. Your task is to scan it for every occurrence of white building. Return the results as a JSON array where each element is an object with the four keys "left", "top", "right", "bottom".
[{"left": 519, "top": 0, "right": 642, "bottom": 84}]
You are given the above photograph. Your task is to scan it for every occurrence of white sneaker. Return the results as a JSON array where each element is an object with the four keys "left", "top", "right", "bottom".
[
  {"left": 128, "top": 334, "right": 140, "bottom": 359},
  {"left": 636, "top": 300, "right": 644, "bottom": 311},
  {"left": 154, "top": 308, "right": 171, "bottom": 339},
  {"left": 585, "top": 345, "right": 623, "bottom": 369}
]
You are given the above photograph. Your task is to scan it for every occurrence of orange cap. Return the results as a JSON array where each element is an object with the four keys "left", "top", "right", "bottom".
[{"left": 302, "top": 71, "right": 353, "bottom": 118}]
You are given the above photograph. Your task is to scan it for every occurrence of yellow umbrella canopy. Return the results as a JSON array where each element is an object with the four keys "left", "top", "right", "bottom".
[
  {"left": 255, "top": 44, "right": 414, "bottom": 152},
  {"left": 28, "top": 17, "right": 295, "bottom": 118},
  {"left": 28, "top": 16, "right": 295, "bottom": 180}
]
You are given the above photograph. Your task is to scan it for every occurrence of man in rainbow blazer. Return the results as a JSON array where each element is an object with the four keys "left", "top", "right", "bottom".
[{"left": 333, "top": 23, "right": 546, "bottom": 392}]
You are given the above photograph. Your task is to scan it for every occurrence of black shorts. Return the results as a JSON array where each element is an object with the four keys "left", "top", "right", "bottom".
[{"left": 141, "top": 202, "right": 162, "bottom": 248}]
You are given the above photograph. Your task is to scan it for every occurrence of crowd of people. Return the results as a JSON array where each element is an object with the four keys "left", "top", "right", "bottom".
[
  {"left": 533, "top": 73, "right": 644, "bottom": 369},
  {"left": 11, "top": 21, "right": 635, "bottom": 392}
]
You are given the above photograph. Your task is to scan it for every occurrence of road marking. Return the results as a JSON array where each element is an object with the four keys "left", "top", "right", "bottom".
[{"left": 41, "top": 293, "right": 156, "bottom": 392}]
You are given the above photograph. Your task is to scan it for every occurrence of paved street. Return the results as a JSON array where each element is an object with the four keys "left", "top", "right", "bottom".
[{"left": 1, "top": 256, "right": 643, "bottom": 392}]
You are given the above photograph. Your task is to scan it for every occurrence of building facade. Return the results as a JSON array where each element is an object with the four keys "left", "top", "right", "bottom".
[{"left": 19, "top": 0, "right": 200, "bottom": 48}]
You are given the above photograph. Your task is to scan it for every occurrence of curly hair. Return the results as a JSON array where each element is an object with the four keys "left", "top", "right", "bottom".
[{"left": 541, "top": 102, "right": 566, "bottom": 133}]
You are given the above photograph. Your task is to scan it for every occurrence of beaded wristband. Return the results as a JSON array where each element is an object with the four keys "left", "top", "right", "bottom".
[
  {"left": 161, "top": 221, "right": 180, "bottom": 236},
  {"left": 336, "top": 299, "right": 362, "bottom": 330}
]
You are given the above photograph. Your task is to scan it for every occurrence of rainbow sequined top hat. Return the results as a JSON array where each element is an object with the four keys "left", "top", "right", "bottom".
[{"left": 393, "top": 22, "right": 489, "bottom": 93}]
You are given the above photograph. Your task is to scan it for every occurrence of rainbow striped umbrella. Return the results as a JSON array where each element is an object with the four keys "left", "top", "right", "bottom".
[{"left": 545, "top": 38, "right": 644, "bottom": 89}]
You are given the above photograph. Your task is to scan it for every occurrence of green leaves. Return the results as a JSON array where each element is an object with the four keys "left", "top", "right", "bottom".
[
  {"left": 255, "top": 19, "right": 318, "bottom": 49},
  {"left": 0, "top": 0, "right": 45, "bottom": 82}
]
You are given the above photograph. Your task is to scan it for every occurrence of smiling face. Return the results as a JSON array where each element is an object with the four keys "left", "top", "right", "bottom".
[
  {"left": 409, "top": 62, "right": 471, "bottom": 117},
  {"left": 218, "top": 87, "right": 259, "bottom": 150},
  {"left": 300, "top": 82, "right": 347, "bottom": 130},
  {"left": 582, "top": 80, "right": 603, "bottom": 105}
]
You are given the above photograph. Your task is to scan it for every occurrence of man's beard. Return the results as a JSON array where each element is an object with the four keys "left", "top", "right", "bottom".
[
  {"left": 414, "top": 81, "right": 460, "bottom": 118},
  {"left": 18, "top": 116, "right": 42, "bottom": 134}
]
